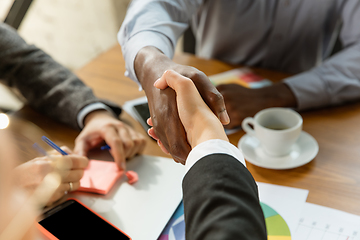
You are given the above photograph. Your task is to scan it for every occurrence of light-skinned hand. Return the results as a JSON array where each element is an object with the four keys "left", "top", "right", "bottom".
[
  {"left": 0, "top": 131, "right": 39, "bottom": 240},
  {"left": 13, "top": 147, "right": 88, "bottom": 206},
  {"left": 74, "top": 110, "right": 146, "bottom": 170},
  {"left": 147, "top": 70, "right": 228, "bottom": 159}
]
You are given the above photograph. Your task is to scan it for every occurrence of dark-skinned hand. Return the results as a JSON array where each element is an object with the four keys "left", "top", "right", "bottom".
[{"left": 217, "top": 82, "right": 297, "bottom": 129}]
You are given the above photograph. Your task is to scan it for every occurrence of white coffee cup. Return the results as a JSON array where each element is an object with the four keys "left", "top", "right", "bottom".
[{"left": 241, "top": 108, "right": 303, "bottom": 157}]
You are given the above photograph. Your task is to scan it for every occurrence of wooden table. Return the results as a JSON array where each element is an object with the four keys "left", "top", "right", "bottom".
[{"left": 11, "top": 45, "right": 360, "bottom": 215}]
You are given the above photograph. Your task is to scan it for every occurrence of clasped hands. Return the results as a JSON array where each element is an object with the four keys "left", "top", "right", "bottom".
[
  {"left": 146, "top": 73, "right": 297, "bottom": 164},
  {"left": 136, "top": 47, "right": 297, "bottom": 164},
  {"left": 147, "top": 70, "right": 229, "bottom": 161}
]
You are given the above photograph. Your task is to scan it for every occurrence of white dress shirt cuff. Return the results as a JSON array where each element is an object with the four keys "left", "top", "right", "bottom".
[
  {"left": 118, "top": 31, "right": 174, "bottom": 90},
  {"left": 77, "top": 102, "right": 117, "bottom": 129},
  {"left": 185, "top": 139, "right": 246, "bottom": 174}
]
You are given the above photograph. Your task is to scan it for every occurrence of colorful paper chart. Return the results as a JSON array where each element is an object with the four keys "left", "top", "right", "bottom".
[
  {"left": 209, "top": 68, "right": 272, "bottom": 88},
  {"left": 261, "top": 202, "right": 291, "bottom": 240},
  {"left": 158, "top": 201, "right": 291, "bottom": 240}
]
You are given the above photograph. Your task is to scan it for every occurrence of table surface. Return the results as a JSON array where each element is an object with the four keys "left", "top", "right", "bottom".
[{"left": 10, "top": 45, "right": 360, "bottom": 215}]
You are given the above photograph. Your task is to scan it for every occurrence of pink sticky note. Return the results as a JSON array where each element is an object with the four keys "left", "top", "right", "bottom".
[
  {"left": 126, "top": 170, "right": 139, "bottom": 185},
  {"left": 77, "top": 160, "right": 124, "bottom": 195}
]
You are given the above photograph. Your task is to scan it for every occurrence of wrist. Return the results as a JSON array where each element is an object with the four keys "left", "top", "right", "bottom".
[
  {"left": 83, "top": 110, "right": 113, "bottom": 126},
  {"left": 188, "top": 116, "right": 229, "bottom": 148},
  {"left": 134, "top": 46, "right": 176, "bottom": 91},
  {"left": 261, "top": 83, "right": 298, "bottom": 109}
]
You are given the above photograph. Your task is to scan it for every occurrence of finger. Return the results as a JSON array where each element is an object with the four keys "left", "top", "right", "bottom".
[
  {"left": 156, "top": 70, "right": 209, "bottom": 111},
  {"left": 126, "top": 129, "right": 145, "bottom": 158},
  {"left": 61, "top": 169, "right": 85, "bottom": 183},
  {"left": 157, "top": 140, "right": 170, "bottom": 155},
  {"left": 147, "top": 127, "right": 159, "bottom": 140},
  {"left": 117, "top": 126, "right": 135, "bottom": 158},
  {"left": 137, "top": 133, "right": 147, "bottom": 154},
  {"left": 47, "top": 181, "right": 81, "bottom": 205},
  {"left": 103, "top": 127, "right": 126, "bottom": 170},
  {"left": 147, "top": 117, "right": 153, "bottom": 126},
  {"left": 158, "top": 113, "right": 190, "bottom": 164},
  {"left": 48, "top": 149, "right": 63, "bottom": 156},
  {"left": 156, "top": 70, "right": 229, "bottom": 125},
  {"left": 73, "top": 137, "right": 92, "bottom": 157},
  {"left": 69, "top": 155, "right": 89, "bottom": 169},
  {"left": 59, "top": 181, "right": 81, "bottom": 193},
  {"left": 148, "top": 85, "right": 191, "bottom": 163},
  {"left": 64, "top": 181, "right": 80, "bottom": 192},
  {"left": 52, "top": 155, "right": 88, "bottom": 171},
  {"left": 155, "top": 70, "right": 196, "bottom": 94},
  {"left": 60, "top": 146, "right": 73, "bottom": 154},
  {"left": 153, "top": 77, "right": 168, "bottom": 89},
  {"left": 188, "top": 73, "right": 230, "bottom": 125},
  {"left": 49, "top": 155, "right": 73, "bottom": 170},
  {"left": 216, "top": 83, "right": 231, "bottom": 92}
]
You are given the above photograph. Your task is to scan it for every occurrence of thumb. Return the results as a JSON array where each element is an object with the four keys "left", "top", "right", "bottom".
[
  {"left": 73, "top": 139, "right": 90, "bottom": 157},
  {"left": 154, "top": 70, "right": 203, "bottom": 104}
]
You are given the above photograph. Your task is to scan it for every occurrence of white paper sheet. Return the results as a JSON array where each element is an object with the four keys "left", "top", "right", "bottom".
[
  {"left": 72, "top": 154, "right": 185, "bottom": 240},
  {"left": 294, "top": 203, "right": 360, "bottom": 240},
  {"left": 257, "top": 182, "right": 309, "bottom": 237}
]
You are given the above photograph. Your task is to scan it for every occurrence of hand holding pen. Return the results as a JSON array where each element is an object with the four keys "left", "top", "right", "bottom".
[
  {"left": 13, "top": 137, "right": 89, "bottom": 206},
  {"left": 42, "top": 136, "right": 139, "bottom": 185}
]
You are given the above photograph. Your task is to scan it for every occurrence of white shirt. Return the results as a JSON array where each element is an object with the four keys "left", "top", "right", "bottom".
[{"left": 185, "top": 139, "right": 246, "bottom": 174}]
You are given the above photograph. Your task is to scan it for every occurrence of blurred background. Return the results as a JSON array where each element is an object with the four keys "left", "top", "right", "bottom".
[
  {"left": 0, "top": 0, "right": 132, "bottom": 111},
  {"left": 0, "top": 0, "right": 185, "bottom": 112}
]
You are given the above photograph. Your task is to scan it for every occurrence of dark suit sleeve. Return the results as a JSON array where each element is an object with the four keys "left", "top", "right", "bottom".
[
  {"left": 182, "top": 153, "right": 267, "bottom": 240},
  {"left": 0, "top": 23, "right": 121, "bottom": 130}
]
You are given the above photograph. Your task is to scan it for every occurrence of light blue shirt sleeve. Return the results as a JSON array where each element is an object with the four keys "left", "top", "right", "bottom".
[
  {"left": 118, "top": 0, "right": 203, "bottom": 85},
  {"left": 284, "top": 0, "right": 360, "bottom": 110},
  {"left": 185, "top": 139, "right": 246, "bottom": 174},
  {"left": 284, "top": 43, "right": 360, "bottom": 110},
  {"left": 119, "top": 0, "right": 360, "bottom": 110}
]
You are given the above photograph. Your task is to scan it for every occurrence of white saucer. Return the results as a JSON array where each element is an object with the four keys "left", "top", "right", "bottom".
[{"left": 238, "top": 131, "right": 319, "bottom": 170}]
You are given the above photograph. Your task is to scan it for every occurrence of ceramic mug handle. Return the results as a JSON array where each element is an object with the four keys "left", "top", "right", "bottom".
[{"left": 242, "top": 117, "right": 256, "bottom": 137}]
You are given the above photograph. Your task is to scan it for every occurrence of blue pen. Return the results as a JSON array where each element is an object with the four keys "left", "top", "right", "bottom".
[
  {"left": 100, "top": 144, "right": 111, "bottom": 150},
  {"left": 41, "top": 136, "right": 68, "bottom": 156}
]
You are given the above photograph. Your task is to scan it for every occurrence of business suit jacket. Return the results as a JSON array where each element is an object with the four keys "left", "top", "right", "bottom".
[
  {"left": 183, "top": 153, "right": 267, "bottom": 240},
  {"left": 0, "top": 23, "right": 121, "bottom": 130}
]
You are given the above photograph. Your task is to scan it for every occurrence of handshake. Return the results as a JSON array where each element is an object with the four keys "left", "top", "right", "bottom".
[{"left": 146, "top": 70, "right": 229, "bottom": 163}]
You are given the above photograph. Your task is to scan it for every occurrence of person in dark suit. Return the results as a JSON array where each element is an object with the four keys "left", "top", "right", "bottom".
[
  {"left": 0, "top": 23, "right": 146, "bottom": 205},
  {"left": 148, "top": 70, "right": 267, "bottom": 239}
]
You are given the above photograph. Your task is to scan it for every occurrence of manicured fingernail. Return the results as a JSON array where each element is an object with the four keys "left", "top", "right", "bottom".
[
  {"left": 153, "top": 78, "right": 161, "bottom": 87},
  {"left": 147, "top": 118, "right": 152, "bottom": 125},
  {"left": 219, "top": 110, "right": 230, "bottom": 125}
]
